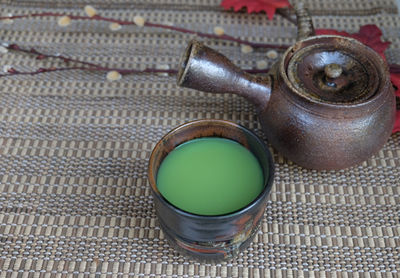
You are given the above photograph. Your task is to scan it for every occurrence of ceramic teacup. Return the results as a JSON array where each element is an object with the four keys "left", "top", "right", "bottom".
[{"left": 148, "top": 119, "right": 274, "bottom": 261}]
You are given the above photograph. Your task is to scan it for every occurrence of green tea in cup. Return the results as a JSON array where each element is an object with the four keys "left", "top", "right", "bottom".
[{"left": 156, "top": 137, "right": 264, "bottom": 215}]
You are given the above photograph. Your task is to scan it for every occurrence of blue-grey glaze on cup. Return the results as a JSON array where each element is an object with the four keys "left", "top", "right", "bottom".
[{"left": 148, "top": 119, "right": 274, "bottom": 262}]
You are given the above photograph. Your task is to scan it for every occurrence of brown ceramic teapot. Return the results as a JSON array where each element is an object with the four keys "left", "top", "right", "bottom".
[{"left": 176, "top": 4, "right": 396, "bottom": 170}]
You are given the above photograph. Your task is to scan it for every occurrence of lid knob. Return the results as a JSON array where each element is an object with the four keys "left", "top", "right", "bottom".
[{"left": 324, "top": 63, "right": 343, "bottom": 79}]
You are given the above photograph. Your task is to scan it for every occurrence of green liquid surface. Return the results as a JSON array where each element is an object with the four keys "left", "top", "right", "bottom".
[{"left": 156, "top": 137, "right": 264, "bottom": 215}]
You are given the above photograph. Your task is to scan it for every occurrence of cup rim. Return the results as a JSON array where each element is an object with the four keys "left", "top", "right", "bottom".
[{"left": 148, "top": 119, "right": 275, "bottom": 219}]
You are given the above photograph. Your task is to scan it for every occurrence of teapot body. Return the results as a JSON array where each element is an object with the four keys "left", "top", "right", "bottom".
[
  {"left": 260, "top": 65, "right": 396, "bottom": 170},
  {"left": 259, "top": 36, "right": 396, "bottom": 170}
]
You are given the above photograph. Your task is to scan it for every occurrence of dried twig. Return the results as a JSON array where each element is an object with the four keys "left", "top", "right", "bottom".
[
  {"left": 0, "top": 13, "right": 290, "bottom": 49},
  {"left": 0, "top": 43, "right": 272, "bottom": 78}
]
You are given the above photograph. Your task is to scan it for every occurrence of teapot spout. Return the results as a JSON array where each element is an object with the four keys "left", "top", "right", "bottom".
[{"left": 177, "top": 40, "right": 271, "bottom": 112}]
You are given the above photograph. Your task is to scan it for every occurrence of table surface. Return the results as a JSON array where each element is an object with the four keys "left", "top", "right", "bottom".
[{"left": 0, "top": 0, "right": 399, "bottom": 277}]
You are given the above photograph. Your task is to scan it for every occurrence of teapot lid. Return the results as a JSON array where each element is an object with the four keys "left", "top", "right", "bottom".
[{"left": 284, "top": 36, "right": 383, "bottom": 104}]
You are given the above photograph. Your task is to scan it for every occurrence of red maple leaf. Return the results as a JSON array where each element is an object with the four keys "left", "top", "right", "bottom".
[
  {"left": 221, "top": 0, "right": 291, "bottom": 20},
  {"left": 316, "top": 25, "right": 391, "bottom": 60},
  {"left": 391, "top": 73, "right": 400, "bottom": 133},
  {"left": 316, "top": 24, "right": 399, "bottom": 133}
]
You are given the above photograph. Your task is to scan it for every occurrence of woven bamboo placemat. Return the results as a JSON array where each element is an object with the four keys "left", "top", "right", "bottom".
[{"left": 0, "top": 0, "right": 399, "bottom": 276}]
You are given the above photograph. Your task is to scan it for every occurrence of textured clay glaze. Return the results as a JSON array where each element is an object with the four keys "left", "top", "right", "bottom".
[{"left": 177, "top": 4, "right": 396, "bottom": 170}]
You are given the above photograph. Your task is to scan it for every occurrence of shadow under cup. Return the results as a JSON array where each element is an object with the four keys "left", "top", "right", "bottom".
[{"left": 148, "top": 119, "right": 274, "bottom": 262}]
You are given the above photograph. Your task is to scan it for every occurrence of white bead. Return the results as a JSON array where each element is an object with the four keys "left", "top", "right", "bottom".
[
  {"left": 58, "top": 16, "right": 71, "bottom": 27},
  {"left": 256, "top": 60, "right": 268, "bottom": 70},
  {"left": 2, "top": 14, "right": 13, "bottom": 24},
  {"left": 213, "top": 26, "right": 225, "bottom": 36},
  {"left": 0, "top": 46, "right": 8, "bottom": 54},
  {"left": 156, "top": 64, "right": 170, "bottom": 76},
  {"left": 84, "top": 5, "right": 97, "bottom": 17},
  {"left": 106, "top": 71, "right": 122, "bottom": 81},
  {"left": 241, "top": 45, "right": 253, "bottom": 54},
  {"left": 266, "top": 50, "right": 278, "bottom": 59},
  {"left": 2, "top": 65, "right": 12, "bottom": 73},
  {"left": 133, "top": 16, "right": 145, "bottom": 27},
  {"left": 109, "top": 23, "right": 122, "bottom": 31}
]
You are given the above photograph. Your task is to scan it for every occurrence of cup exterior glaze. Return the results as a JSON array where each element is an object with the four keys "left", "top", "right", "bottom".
[{"left": 148, "top": 119, "right": 274, "bottom": 262}]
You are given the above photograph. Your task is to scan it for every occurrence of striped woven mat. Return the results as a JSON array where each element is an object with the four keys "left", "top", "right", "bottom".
[{"left": 0, "top": 0, "right": 399, "bottom": 276}]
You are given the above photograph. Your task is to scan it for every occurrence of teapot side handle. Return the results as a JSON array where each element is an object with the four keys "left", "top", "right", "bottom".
[{"left": 294, "top": 3, "right": 315, "bottom": 41}]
